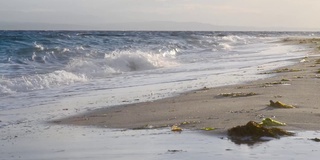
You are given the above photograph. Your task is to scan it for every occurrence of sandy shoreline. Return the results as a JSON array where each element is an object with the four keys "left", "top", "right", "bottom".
[{"left": 54, "top": 39, "right": 320, "bottom": 132}]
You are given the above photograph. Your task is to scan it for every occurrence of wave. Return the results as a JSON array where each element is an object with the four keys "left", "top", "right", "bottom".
[
  {"left": 66, "top": 50, "right": 178, "bottom": 77},
  {"left": 0, "top": 70, "right": 87, "bottom": 95},
  {"left": 0, "top": 50, "right": 178, "bottom": 95},
  {"left": 33, "top": 42, "right": 44, "bottom": 50}
]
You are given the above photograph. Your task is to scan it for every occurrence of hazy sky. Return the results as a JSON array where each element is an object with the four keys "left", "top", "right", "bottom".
[{"left": 1, "top": 0, "right": 319, "bottom": 29}]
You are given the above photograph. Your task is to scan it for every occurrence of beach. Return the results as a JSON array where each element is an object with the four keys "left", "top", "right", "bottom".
[
  {"left": 56, "top": 39, "right": 320, "bottom": 133},
  {"left": 2, "top": 32, "right": 320, "bottom": 159}
]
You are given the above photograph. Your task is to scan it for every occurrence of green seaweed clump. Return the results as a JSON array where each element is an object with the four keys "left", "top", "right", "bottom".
[
  {"left": 201, "top": 127, "right": 215, "bottom": 131},
  {"left": 269, "top": 100, "right": 295, "bottom": 108},
  {"left": 228, "top": 121, "right": 293, "bottom": 139},
  {"left": 260, "top": 118, "right": 286, "bottom": 126}
]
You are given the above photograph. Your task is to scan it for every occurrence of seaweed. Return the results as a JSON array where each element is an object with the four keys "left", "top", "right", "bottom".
[
  {"left": 228, "top": 121, "right": 294, "bottom": 145},
  {"left": 265, "top": 81, "right": 283, "bottom": 85},
  {"left": 200, "top": 127, "right": 215, "bottom": 131},
  {"left": 218, "top": 92, "right": 258, "bottom": 98},
  {"left": 294, "top": 76, "right": 304, "bottom": 79},
  {"left": 171, "top": 125, "right": 183, "bottom": 132},
  {"left": 262, "top": 68, "right": 302, "bottom": 74},
  {"left": 275, "top": 68, "right": 302, "bottom": 73},
  {"left": 167, "top": 150, "right": 185, "bottom": 153},
  {"left": 259, "top": 118, "right": 286, "bottom": 126},
  {"left": 310, "top": 138, "right": 320, "bottom": 142},
  {"left": 269, "top": 100, "right": 295, "bottom": 108},
  {"left": 228, "top": 121, "right": 293, "bottom": 138}
]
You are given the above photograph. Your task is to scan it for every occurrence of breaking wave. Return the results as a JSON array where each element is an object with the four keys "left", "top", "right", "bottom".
[
  {"left": 0, "top": 49, "right": 178, "bottom": 95},
  {"left": 0, "top": 70, "right": 87, "bottom": 95}
]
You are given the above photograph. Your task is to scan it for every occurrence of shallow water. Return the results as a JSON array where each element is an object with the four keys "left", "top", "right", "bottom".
[{"left": 1, "top": 124, "right": 320, "bottom": 160}]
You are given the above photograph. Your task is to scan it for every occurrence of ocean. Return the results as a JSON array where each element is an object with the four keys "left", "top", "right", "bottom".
[
  {"left": 0, "top": 31, "right": 317, "bottom": 122},
  {"left": 0, "top": 31, "right": 319, "bottom": 159}
]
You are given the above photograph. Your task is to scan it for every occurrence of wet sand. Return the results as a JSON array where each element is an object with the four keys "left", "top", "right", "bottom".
[{"left": 55, "top": 39, "right": 320, "bottom": 132}]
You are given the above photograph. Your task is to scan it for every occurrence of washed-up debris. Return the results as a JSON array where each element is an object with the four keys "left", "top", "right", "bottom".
[
  {"left": 218, "top": 92, "right": 258, "bottom": 98},
  {"left": 228, "top": 121, "right": 293, "bottom": 140},
  {"left": 269, "top": 100, "right": 295, "bottom": 108},
  {"left": 265, "top": 81, "right": 283, "bottom": 85},
  {"left": 194, "top": 87, "right": 210, "bottom": 93},
  {"left": 179, "top": 120, "right": 200, "bottom": 126},
  {"left": 294, "top": 76, "right": 304, "bottom": 79},
  {"left": 262, "top": 68, "right": 302, "bottom": 74},
  {"left": 180, "top": 121, "right": 190, "bottom": 125},
  {"left": 167, "top": 150, "right": 185, "bottom": 153},
  {"left": 237, "top": 86, "right": 249, "bottom": 89},
  {"left": 310, "top": 138, "right": 320, "bottom": 142},
  {"left": 171, "top": 125, "right": 183, "bottom": 132},
  {"left": 201, "top": 127, "right": 215, "bottom": 131},
  {"left": 260, "top": 118, "right": 286, "bottom": 126},
  {"left": 275, "top": 68, "right": 302, "bottom": 73},
  {"left": 316, "top": 59, "right": 320, "bottom": 64},
  {"left": 201, "top": 86, "right": 209, "bottom": 90},
  {"left": 260, "top": 84, "right": 274, "bottom": 88},
  {"left": 281, "top": 79, "right": 291, "bottom": 81}
]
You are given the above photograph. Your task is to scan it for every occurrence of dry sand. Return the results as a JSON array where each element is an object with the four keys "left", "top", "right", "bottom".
[{"left": 54, "top": 39, "right": 320, "bottom": 132}]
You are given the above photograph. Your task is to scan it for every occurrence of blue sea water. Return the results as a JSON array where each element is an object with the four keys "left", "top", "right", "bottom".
[
  {"left": 1, "top": 31, "right": 320, "bottom": 159},
  {"left": 0, "top": 30, "right": 318, "bottom": 121},
  {"left": 0, "top": 31, "right": 317, "bottom": 96}
]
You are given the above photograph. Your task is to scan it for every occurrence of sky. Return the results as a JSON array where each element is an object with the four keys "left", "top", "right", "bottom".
[{"left": 0, "top": 0, "right": 319, "bottom": 30}]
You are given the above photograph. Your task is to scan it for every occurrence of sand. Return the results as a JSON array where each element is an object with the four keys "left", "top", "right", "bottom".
[{"left": 54, "top": 39, "right": 320, "bottom": 132}]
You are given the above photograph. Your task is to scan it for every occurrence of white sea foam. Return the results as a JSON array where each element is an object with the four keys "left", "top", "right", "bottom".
[
  {"left": 63, "top": 50, "right": 179, "bottom": 78},
  {"left": 31, "top": 52, "right": 46, "bottom": 63},
  {"left": 105, "top": 50, "right": 178, "bottom": 71},
  {"left": 0, "top": 84, "right": 15, "bottom": 96},
  {"left": 218, "top": 43, "right": 233, "bottom": 51},
  {"left": 33, "top": 42, "right": 44, "bottom": 50},
  {"left": 62, "top": 48, "right": 70, "bottom": 53},
  {"left": 222, "top": 35, "right": 244, "bottom": 43},
  {"left": 162, "top": 49, "right": 178, "bottom": 58},
  {"left": 0, "top": 71, "right": 87, "bottom": 93},
  {"left": 76, "top": 46, "right": 85, "bottom": 50}
]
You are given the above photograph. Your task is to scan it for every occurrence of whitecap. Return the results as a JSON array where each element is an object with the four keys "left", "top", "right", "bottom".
[
  {"left": 0, "top": 71, "right": 87, "bottom": 93},
  {"left": 162, "top": 49, "right": 178, "bottom": 58},
  {"left": 34, "top": 42, "right": 44, "bottom": 50},
  {"left": 218, "top": 43, "right": 233, "bottom": 51},
  {"left": 105, "top": 50, "right": 179, "bottom": 72}
]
